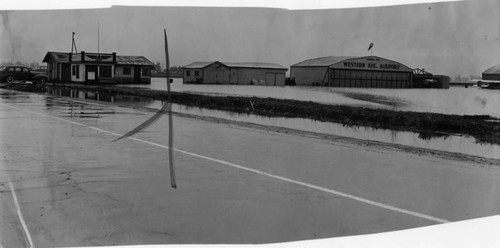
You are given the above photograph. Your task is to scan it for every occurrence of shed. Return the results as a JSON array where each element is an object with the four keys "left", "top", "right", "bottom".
[{"left": 183, "top": 61, "right": 287, "bottom": 85}]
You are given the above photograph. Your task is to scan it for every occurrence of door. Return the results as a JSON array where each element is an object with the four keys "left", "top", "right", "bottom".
[
  {"left": 85, "top": 65, "right": 98, "bottom": 83},
  {"left": 266, "top": 73, "right": 277, "bottom": 86},
  {"left": 61, "top": 63, "right": 71, "bottom": 82},
  {"left": 21, "top": 67, "right": 32, "bottom": 80},
  {"left": 230, "top": 69, "right": 238, "bottom": 84},
  {"left": 134, "top": 66, "right": 141, "bottom": 83}
]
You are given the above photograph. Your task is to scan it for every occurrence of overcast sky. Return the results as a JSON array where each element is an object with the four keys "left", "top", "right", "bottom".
[{"left": 1, "top": 0, "right": 500, "bottom": 78}]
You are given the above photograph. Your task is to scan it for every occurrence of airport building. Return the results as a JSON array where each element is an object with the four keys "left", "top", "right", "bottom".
[
  {"left": 290, "top": 56, "right": 414, "bottom": 88},
  {"left": 183, "top": 61, "right": 287, "bottom": 85},
  {"left": 42, "top": 51, "right": 156, "bottom": 84},
  {"left": 482, "top": 64, "right": 500, "bottom": 81}
]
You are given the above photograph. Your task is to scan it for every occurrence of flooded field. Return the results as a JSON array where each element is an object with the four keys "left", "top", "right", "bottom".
[
  {"left": 119, "top": 78, "right": 500, "bottom": 118},
  {"left": 46, "top": 87, "right": 500, "bottom": 160}
]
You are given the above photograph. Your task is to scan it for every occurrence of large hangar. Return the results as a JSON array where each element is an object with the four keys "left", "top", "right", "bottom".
[
  {"left": 290, "top": 56, "right": 413, "bottom": 88},
  {"left": 482, "top": 64, "right": 500, "bottom": 81}
]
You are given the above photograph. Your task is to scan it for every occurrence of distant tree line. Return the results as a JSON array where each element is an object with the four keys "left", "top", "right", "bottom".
[
  {"left": 454, "top": 74, "right": 481, "bottom": 82},
  {"left": 153, "top": 62, "right": 183, "bottom": 73},
  {"left": 1, "top": 61, "right": 44, "bottom": 69}
]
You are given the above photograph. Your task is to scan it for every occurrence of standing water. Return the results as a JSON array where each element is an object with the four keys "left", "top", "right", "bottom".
[
  {"left": 46, "top": 87, "right": 500, "bottom": 160},
  {"left": 121, "top": 78, "right": 500, "bottom": 117}
]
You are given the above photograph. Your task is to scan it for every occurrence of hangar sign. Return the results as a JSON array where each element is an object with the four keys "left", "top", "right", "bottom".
[{"left": 331, "top": 56, "right": 411, "bottom": 71}]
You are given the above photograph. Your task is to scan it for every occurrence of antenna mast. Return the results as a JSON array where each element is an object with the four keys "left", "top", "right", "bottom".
[
  {"left": 71, "top": 32, "right": 78, "bottom": 53},
  {"left": 97, "top": 23, "right": 100, "bottom": 60}
]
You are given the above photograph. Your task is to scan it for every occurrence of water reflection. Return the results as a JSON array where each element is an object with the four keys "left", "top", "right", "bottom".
[
  {"left": 47, "top": 87, "right": 154, "bottom": 106},
  {"left": 46, "top": 86, "right": 500, "bottom": 160}
]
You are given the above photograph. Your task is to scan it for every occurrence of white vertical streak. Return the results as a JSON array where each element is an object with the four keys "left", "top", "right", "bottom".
[{"left": 8, "top": 182, "right": 35, "bottom": 248}]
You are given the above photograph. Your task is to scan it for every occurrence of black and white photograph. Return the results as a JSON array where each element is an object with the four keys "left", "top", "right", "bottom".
[{"left": 1, "top": 0, "right": 500, "bottom": 247}]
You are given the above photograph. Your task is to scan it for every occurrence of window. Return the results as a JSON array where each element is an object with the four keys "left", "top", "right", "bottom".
[
  {"left": 22, "top": 68, "right": 29, "bottom": 72},
  {"left": 194, "top": 70, "right": 200, "bottom": 77},
  {"left": 142, "top": 68, "right": 151, "bottom": 77},
  {"left": 123, "top": 67, "right": 131, "bottom": 75},
  {"left": 100, "top": 66, "right": 112, "bottom": 77},
  {"left": 75, "top": 65, "right": 80, "bottom": 79},
  {"left": 72, "top": 65, "right": 76, "bottom": 76},
  {"left": 15, "top": 68, "right": 22, "bottom": 72},
  {"left": 186, "top": 70, "right": 191, "bottom": 77}
]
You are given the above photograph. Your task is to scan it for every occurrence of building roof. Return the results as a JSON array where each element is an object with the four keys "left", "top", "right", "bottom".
[
  {"left": 224, "top": 62, "right": 286, "bottom": 70},
  {"left": 42, "top": 51, "right": 155, "bottom": 67},
  {"left": 291, "top": 56, "right": 357, "bottom": 67},
  {"left": 183, "top": 61, "right": 217, "bottom": 69},
  {"left": 42, "top": 52, "right": 80, "bottom": 63},
  {"left": 183, "top": 61, "right": 287, "bottom": 70},
  {"left": 116, "top": 55, "right": 155, "bottom": 67},
  {"left": 483, "top": 65, "right": 500, "bottom": 74}
]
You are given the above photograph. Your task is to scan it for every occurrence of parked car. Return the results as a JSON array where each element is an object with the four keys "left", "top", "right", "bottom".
[{"left": 0, "top": 66, "right": 48, "bottom": 84}]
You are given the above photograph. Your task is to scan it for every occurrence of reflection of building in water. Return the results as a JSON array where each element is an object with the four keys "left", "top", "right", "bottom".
[
  {"left": 183, "top": 61, "right": 287, "bottom": 85},
  {"left": 42, "top": 51, "right": 155, "bottom": 84},
  {"left": 46, "top": 87, "right": 155, "bottom": 106},
  {"left": 291, "top": 56, "right": 415, "bottom": 88}
]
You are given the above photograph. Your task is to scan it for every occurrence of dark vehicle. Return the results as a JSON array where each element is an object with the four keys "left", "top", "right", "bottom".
[{"left": 0, "top": 66, "right": 48, "bottom": 84}]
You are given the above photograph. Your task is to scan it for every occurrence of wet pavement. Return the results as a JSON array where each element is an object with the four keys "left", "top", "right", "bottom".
[{"left": 2, "top": 89, "right": 500, "bottom": 247}]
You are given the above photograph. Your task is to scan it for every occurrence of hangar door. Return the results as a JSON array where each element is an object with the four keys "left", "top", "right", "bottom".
[
  {"left": 265, "top": 73, "right": 285, "bottom": 86},
  {"left": 329, "top": 69, "right": 411, "bottom": 88}
]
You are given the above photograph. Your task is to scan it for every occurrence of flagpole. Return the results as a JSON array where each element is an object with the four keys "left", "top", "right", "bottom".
[
  {"left": 97, "top": 23, "right": 100, "bottom": 56},
  {"left": 164, "top": 28, "right": 177, "bottom": 189}
]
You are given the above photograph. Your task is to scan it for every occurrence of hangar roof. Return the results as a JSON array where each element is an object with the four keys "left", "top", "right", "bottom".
[
  {"left": 184, "top": 61, "right": 287, "bottom": 70},
  {"left": 483, "top": 65, "right": 500, "bottom": 74},
  {"left": 292, "top": 55, "right": 413, "bottom": 72},
  {"left": 291, "top": 56, "right": 356, "bottom": 67}
]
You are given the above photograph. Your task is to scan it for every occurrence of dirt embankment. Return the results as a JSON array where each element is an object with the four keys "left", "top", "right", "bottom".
[{"left": 13, "top": 83, "right": 500, "bottom": 145}]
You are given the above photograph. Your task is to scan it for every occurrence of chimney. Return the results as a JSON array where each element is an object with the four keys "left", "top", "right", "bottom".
[
  {"left": 81, "top": 51, "right": 85, "bottom": 62},
  {"left": 112, "top": 52, "right": 116, "bottom": 63},
  {"left": 68, "top": 53, "right": 72, "bottom": 63}
]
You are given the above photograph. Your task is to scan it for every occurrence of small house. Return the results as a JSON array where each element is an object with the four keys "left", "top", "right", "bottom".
[{"left": 42, "top": 51, "right": 155, "bottom": 84}]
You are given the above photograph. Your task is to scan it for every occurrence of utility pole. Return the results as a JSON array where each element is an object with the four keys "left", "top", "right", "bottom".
[{"left": 97, "top": 23, "right": 100, "bottom": 83}]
